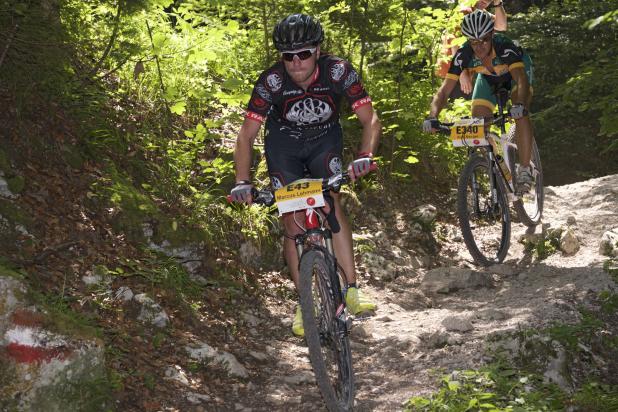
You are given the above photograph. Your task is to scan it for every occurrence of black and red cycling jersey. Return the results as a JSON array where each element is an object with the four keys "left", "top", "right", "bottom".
[{"left": 246, "top": 54, "right": 372, "bottom": 140}]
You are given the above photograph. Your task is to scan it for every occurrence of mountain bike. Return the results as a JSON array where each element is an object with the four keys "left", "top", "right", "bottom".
[
  {"left": 436, "top": 85, "right": 543, "bottom": 266},
  {"left": 230, "top": 169, "right": 375, "bottom": 411}
]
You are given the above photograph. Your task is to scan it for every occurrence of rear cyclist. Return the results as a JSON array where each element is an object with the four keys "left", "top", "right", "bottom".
[
  {"left": 424, "top": 9, "right": 536, "bottom": 194},
  {"left": 230, "top": 14, "right": 381, "bottom": 336}
]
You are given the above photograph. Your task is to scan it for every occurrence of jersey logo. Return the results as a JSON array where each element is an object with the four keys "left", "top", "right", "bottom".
[
  {"left": 285, "top": 97, "right": 333, "bottom": 125},
  {"left": 453, "top": 51, "right": 464, "bottom": 68},
  {"left": 270, "top": 175, "right": 283, "bottom": 190},
  {"left": 343, "top": 70, "right": 359, "bottom": 89},
  {"left": 255, "top": 84, "right": 272, "bottom": 101},
  {"left": 501, "top": 48, "right": 520, "bottom": 58},
  {"left": 328, "top": 156, "right": 342, "bottom": 175},
  {"left": 329, "top": 61, "right": 346, "bottom": 81},
  {"left": 266, "top": 72, "right": 283, "bottom": 92}
]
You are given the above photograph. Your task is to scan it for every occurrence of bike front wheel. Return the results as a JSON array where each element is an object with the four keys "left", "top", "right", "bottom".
[
  {"left": 457, "top": 155, "right": 511, "bottom": 266},
  {"left": 510, "top": 131, "right": 544, "bottom": 227},
  {"left": 299, "top": 248, "right": 354, "bottom": 412}
]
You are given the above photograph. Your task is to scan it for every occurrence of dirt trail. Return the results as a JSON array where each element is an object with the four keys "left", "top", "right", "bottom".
[{"left": 229, "top": 175, "right": 617, "bottom": 411}]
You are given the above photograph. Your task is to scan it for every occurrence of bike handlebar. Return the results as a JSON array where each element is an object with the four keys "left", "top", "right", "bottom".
[{"left": 226, "top": 163, "right": 378, "bottom": 206}]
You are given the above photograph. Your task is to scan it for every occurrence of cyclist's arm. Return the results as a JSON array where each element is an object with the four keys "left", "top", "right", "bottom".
[
  {"left": 475, "top": 1, "right": 507, "bottom": 31},
  {"left": 355, "top": 104, "right": 381, "bottom": 155},
  {"left": 509, "top": 66, "right": 530, "bottom": 107},
  {"left": 492, "top": 2, "right": 507, "bottom": 31},
  {"left": 233, "top": 118, "right": 262, "bottom": 182},
  {"left": 429, "top": 77, "right": 458, "bottom": 118}
]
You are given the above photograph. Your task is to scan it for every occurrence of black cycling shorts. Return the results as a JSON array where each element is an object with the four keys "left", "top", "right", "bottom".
[{"left": 264, "top": 124, "right": 344, "bottom": 190}]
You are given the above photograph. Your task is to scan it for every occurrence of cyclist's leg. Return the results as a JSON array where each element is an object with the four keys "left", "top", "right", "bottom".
[
  {"left": 511, "top": 54, "right": 534, "bottom": 167},
  {"left": 304, "top": 127, "right": 357, "bottom": 284},
  {"left": 264, "top": 128, "right": 307, "bottom": 290},
  {"left": 471, "top": 74, "right": 496, "bottom": 126}
]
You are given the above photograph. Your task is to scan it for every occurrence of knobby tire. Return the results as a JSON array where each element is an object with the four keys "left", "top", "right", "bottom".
[
  {"left": 299, "top": 248, "right": 354, "bottom": 412},
  {"left": 457, "top": 155, "right": 511, "bottom": 266}
]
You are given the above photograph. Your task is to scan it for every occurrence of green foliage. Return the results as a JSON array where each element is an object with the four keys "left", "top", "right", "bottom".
[
  {"left": 603, "top": 257, "right": 618, "bottom": 283},
  {"left": 403, "top": 367, "right": 565, "bottom": 411},
  {"left": 509, "top": 0, "right": 618, "bottom": 184},
  {"left": 521, "top": 229, "right": 561, "bottom": 260}
]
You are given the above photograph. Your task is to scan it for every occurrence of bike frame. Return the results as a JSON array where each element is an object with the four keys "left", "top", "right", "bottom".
[{"left": 467, "top": 87, "right": 520, "bottom": 205}]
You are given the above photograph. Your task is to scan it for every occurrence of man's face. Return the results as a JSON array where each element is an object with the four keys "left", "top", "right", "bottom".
[
  {"left": 282, "top": 45, "right": 320, "bottom": 84},
  {"left": 470, "top": 32, "right": 493, "bottom": 59}
]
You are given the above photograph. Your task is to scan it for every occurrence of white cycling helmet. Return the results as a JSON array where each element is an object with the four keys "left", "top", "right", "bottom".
[{"left": 461, "top": 9, "right": 495, "bottom": 39}]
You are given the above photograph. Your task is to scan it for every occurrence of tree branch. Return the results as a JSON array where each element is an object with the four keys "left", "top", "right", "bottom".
[{"left": 89, "top": 1, "right": 122, "bottom": 77}]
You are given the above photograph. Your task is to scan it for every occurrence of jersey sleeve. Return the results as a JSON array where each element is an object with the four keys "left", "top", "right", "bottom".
[
  {"left": 446, "top": 46, "right": 471, "bottom": 80},
  {"left": 245, "top": 72, "right": 274, "bottom": 123},
  {"left": 328, "top": 59, "right": 372, "bottom": 112},
  {"left": 498, "top": 38, "right": 525, "bottom": 72}
]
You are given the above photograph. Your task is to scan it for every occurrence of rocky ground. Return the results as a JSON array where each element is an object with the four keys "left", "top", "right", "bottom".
[
  {"left": 2, "top": 160, "right": 617, "bottom": 410},
  {"left": 220, "top": 174, "right": 618, "bottom": 411}
]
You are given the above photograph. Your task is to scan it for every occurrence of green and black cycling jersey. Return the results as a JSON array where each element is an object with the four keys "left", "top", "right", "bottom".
[{"left": 447, "top": 33, "right": 527, "bottom": 85}]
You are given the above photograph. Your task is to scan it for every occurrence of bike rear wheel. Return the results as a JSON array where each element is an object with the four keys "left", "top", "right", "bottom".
[
  {"left": 457, "top": 155, "right": 511, "bottom": 266},
  {"left": 299, "top": 248, "right": 354, "bottom": 411},
  {"left": 509, "top": 128, "right": 544, "bottom": 227}
]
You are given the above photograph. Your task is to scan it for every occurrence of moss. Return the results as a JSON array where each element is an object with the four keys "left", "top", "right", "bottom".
[
  {"left": 95, "top": 163, "right": 159, "bottom": 242},
  {"left": 0, "top": 148, "right": 11, "bottom": 174},
  {"left": 20, "top": 348, "right": 111, "bottom": 412},
  {"left": 26, "top": 289, "right": 102, "bottom": 341},
  {"left": 0, "top": 260, "right": 26, "bottom": 280},
  {"left": 61, "top": 144, "right": 86, "bottom": 170},
  {"left": 6, "top": 175, "right": 25, "bottom": 194},
  {"left": 0, "top": 199, "right": 32, "bottom": 228},
  {"left": 150, "top": 216, "right": 209, "bottom": 247},
  {"left": 0, "top": 355, "right": 19, "bottom": 410}
]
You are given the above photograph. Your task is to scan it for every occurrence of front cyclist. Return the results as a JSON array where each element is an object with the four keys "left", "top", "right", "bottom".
[
  {"left": 230, "top": 14, "right": 381, "bottom": 336},
  {"left": 424, "top": 9, "right": 536, "bottom": 194}
]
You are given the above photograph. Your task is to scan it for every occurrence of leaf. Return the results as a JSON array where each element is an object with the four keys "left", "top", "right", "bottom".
[
  {"left": 152, "top": 32, "right": 168, "bottom": 52},
  {"left": 404, "top": 155, "right": 419, "bottom": 164},
  {"left": 467, "top": 398, "right": 479, "bottom": 409},
  {"left": 152, "top": 0, "right": 174, "bottom": 7},
  {"left": 447, "top": 380, "right": 460, "bottom": 391},
  {"left": 226, "top": 20, "right": 240, "bottom": 32},
  {"left": 188, "top": 49, "right": 218, "bottom": 63},
  {"left": 222, "top": 78, "right": 243, "bottom": 90},
  {"left": 172, "top": 220, "right": 178, "bottom": 231},
  {"left": 170, "top": 101, "right": 186, "bottom": 115}
]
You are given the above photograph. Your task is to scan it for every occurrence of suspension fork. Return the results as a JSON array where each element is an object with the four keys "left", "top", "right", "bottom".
[
  {"left": 468, "top": 148, "right": 482, "bottom": 214},
  {"left": 486, "top": 149, "right": 500, "bottom": 206},
  {"left": 296, "top": 208, "right": 335, "bottom": 258}
]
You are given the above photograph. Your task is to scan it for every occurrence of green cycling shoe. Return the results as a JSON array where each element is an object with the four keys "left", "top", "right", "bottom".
[
  {"left": 292, "top": 305, "right": 304, "bottom": 337},
  {"left": 345, "top": 287, "right": 377, "bottom": 315}
]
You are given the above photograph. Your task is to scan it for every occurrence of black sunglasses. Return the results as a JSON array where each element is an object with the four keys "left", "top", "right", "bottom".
[{"left": 282, "top": 48, "right": 316, "bottom": 62}]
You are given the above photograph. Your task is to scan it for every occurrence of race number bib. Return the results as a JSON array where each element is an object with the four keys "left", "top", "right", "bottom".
[
  {"left": 274, "top": 178, "right": 325, "bottom": 216},
  {"left": 450, "top": 118, "right": 488, "bottom": 147}
]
